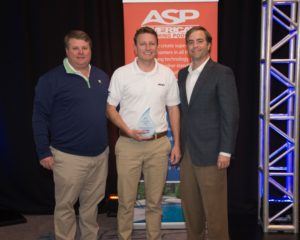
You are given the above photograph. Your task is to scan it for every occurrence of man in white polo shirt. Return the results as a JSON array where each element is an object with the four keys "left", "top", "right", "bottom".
[{"left": 107, "top": 26, "right": 181, "bottom": 240}]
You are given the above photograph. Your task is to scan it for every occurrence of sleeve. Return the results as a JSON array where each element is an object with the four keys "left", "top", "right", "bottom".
[
  {"left": 107, "top": 69, "right": 122, "bottom": 107},
  {"left": 217, "top": 67, "right": 239, "bottom": 154},
  {"left": 219, "top": 152, "right": 231, "bottom": 157},
  {"left": 32, "top": 76, "right": 53, "bottom": 160},
  {"left": 166, "top": 70, "right": 180, "bottom": 107}
]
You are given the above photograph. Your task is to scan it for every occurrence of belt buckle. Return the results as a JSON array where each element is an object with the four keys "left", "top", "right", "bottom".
[{"left": 154, "top": 133, "right": 158, "bottom": 140}]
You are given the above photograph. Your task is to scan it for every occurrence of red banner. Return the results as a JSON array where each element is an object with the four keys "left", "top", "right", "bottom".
[{"left": 123, "top": 0, "right": 218, "bottom": 75}]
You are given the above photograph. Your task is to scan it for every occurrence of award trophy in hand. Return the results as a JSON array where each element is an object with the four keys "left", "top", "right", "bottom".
[{"left": 137, "top": 108, "right": 155, "bottom": 138}]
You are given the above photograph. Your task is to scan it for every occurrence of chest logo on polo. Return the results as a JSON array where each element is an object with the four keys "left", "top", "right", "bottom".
[{"left": 158, "top": 83, "right": 165, "bottom": 86}]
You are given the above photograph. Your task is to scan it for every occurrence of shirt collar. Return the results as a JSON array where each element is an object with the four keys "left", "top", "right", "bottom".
[
  {"left": 133, "top": 57, "right": 158, "bottom": 75},
  {"left": 188, "top": 57, "right": 210, "bottom": 74},
  {"left": 63, "top": 58, "right": 91, "bottom": 79}
]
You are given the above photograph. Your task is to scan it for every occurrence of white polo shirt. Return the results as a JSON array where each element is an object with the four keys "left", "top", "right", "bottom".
[{"left": 108, "top": 58, "right": 180, "bottom": 133}]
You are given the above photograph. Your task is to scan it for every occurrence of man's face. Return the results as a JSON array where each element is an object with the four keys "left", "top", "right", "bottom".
[
  {"left": 186, "top": 30, "right": 211, "bottom": 62},
  {"left": 134, "top": 33, "right": 158, "bottom": 62},
  {"left": 66, "top": 38, "right": 91, "bottom": 70}
]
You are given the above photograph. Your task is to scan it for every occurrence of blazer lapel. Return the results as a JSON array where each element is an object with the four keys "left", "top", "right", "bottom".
[
  {"left": 189, "top": 59, "right": 214, "bottom": 107},
  {"left": 179, "top": 67, "right": 189, "bottom": 108}
]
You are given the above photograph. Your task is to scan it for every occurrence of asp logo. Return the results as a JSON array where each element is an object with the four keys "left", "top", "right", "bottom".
[{"left": 142, "top": 9, "right": 200, "bottom": 25}]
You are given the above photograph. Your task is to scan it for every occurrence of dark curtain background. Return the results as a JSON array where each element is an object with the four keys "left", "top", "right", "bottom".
[{"left": 0, "top": 0, "right": 260, "bottom": 215}]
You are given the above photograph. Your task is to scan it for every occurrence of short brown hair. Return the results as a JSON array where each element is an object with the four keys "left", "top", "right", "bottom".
[
  {"left": 185, "top": 26, "right": 212, "bottom": 44},
  {"left": 134, "top": 26, "right": 158, "bottom": 45},
  {"left": 64, "top": 30, "right": 92, "bottom": 49}
]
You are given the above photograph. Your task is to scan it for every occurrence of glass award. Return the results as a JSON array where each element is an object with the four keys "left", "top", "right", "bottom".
[{"left": 137, "top": 108, "right": 155, "bottom": 138}]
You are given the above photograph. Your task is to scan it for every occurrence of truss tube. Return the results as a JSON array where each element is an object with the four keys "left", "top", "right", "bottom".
[
  {"left": 269, "top": 146, "right": 294, "bottom": 167},
  {"left": 263, "top": 0, "right": 273, "bottom": 232},
  {"left": 292, "top": 1, "right": 300, "bottom": 233},
  {"left": 285, "top": 1, "right": 296, "bottom": 203},
  {"left": 258, "top": 0, "right": 267, "bottom": 224},
  {"left": 269, "top": 203, "right": 293, "bottom": 223}
]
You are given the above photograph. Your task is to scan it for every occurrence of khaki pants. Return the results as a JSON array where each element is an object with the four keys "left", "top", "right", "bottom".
[
  {"left": 115, "top": 136, "right": 171, "bottom": 240},
  {"left": 51, "top": 147, "right": 109, "bottom": 240},
  {"left": 180, "top": 148, "right": 229, "bottom": 240}
]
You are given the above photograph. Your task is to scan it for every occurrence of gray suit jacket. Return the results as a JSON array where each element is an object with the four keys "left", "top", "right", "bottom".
[{"left": 178, "top": 59, "right": 239, "bottom": 166}]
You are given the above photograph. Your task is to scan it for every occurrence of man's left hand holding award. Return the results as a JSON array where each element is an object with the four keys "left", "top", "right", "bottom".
[{"left": 106, "top": 106, "right": 155, "bottom": 141}]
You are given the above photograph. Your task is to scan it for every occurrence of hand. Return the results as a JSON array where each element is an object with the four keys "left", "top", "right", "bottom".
[
  {"left": 170, "top": 145, "right": 181, "bottom": 165},
  {"left": 127, "top": 129, "right": 151, "bottom": 141},
  {"left": 40, "top": 156, "right": 54, "bottom": 170},
  {"left": 217, "top": 155, "right": 230, "bottom": 169}
]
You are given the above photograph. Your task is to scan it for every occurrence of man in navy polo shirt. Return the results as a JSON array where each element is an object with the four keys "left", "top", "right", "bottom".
[{"left": 32, "top": 30, "right": 109, "bottom": 240}]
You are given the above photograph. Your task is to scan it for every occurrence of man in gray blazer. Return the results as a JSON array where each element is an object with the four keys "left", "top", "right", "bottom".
[{"left": 178, "top": 26, "right": 239, "bottom": 240}]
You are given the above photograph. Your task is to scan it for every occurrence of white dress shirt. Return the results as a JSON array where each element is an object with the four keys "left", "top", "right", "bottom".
[{"left": 186, "top": 57, "right": 210, "bottom": 104}]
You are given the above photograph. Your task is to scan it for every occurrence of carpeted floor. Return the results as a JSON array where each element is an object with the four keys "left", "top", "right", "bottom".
[
  {"left": 0, "top": 214, "right": 187, "bottom": 240},
  {"left": 1, "top": 214, "right": 299, "bottom": 240}
]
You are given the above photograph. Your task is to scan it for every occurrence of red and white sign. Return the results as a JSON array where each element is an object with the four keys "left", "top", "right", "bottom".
[{"left": 123, "top": 0, "right": 218, "bottom": 75}]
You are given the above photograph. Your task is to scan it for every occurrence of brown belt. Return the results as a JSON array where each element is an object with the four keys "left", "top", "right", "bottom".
[{"left": 119, "top": 131, "right": 167, "bottom": 141}]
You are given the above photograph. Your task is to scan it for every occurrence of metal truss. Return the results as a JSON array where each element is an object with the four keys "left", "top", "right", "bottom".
[{"left": 259, "top": 0, "right": 300, "bottom": 233}]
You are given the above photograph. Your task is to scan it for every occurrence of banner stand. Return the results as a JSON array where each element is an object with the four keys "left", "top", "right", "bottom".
[{"left": 122, "top": 0, "right": 219, "bottom": 229}]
